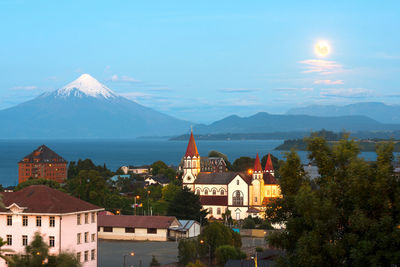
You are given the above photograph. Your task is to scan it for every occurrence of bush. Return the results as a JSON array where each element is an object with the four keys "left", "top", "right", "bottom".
[
  {"left": 242, "top": 216, "right": 255, "bottom": 229},
  {"left": 186, "top": 260, "right": 205, "bottom": 267},
  {"left": 215, "top": 245, "right": 246, "bottom": 266},
  {"left": 178, "top": 239, "right": 198, "bottom": 265},
  {"left": 150, "top": 255, "right": 160, "bottom": 267},
  {"left": 255, "top": 246, "right": 264, "bottom": 252}
]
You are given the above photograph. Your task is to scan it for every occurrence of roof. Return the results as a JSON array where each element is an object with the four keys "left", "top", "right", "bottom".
[
  {"left": 20, "top": 145, "right": 67, "bottom": 163},
  {"left": 152, "top": 175, "right": 170, "bottom": 184},
  {"left": 0, "top": 185, "right": 102, "bottom": 214},
  {"left": 254, "top": 153, "right": 262, "bottom": 172},
  {"left": 200, "top": 196, "right": 228, "bottom": 206},
  {"left": 171, "top": 220, "right": 200, "bottom": 231},
  {"left": 98, "top": 214, "right": 179, "bottom": 229},
  {"left": 185, "top": 131, "right": 199, "bottom": 157},
  {"left": 195, "top": 172, "right": 239, "bottom": 184},
  {"left": 263, "top": 173, "right": 277, "bottom": 185},
  {"left": 264, "top": 153, "right": 274, "bottom": 172},
  {"left": 110, "top": 175, "right": 131, "bottom": 181},
  {"left": 247, "top": 207, "right": 261, "bottom": 213}
]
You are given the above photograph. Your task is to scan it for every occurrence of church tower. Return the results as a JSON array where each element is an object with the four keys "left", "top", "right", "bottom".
[
  {"left": 263, "top": 153, "right": 274, "bottom": 176},
  {"left": 182, "top": 130, "right": 200, "bottom": 190},
  {"left": 250, "top": 153, "right": 264, "bottom": 206}
]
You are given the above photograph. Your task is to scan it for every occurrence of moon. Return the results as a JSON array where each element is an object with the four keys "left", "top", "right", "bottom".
[{"left": 314, "top": 41, "right": 330, "bottom": 57}]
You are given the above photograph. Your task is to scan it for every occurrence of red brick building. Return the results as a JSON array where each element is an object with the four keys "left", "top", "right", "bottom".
[{"left": 18, "top": 145, "right": 68, "bottom": 184}]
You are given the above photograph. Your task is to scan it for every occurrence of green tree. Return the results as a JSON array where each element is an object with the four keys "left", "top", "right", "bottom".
[
  {"left": 149, "top": 255, "right": 160, "bottom": 267},
  {"left": 0, "top": 237, "right": 14, "bottom": 264},
  {"left": 167, "top": 187, "right": 207, "bottom": 223},
  {"left": 208, "top": 150, "right": 232, "bottom": 170},
  {"left": 266, "top": 137, "right": 400, "bottom": 266},
  {"left": 162, "top": 183, "right": 182, "bottom": 202},
  {"left": 215, "top": 245, "right": 246, "bottom": 266},
  {"left": 178, "top": 239, "right": 198, "bottom": 265},
  {"left": 242, "top": 216, "right": 256, "bottom": 229},
  {"left": 15, "top": 179, "right": 62, "bottom": 191},
  {"left": 231, "top": 157, "right": 255, "bottom": 172},
  {"left": 186, "top": 260, "right": 205, "bottom": 267}
]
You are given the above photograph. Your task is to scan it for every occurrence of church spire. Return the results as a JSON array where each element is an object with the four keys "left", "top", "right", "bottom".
[
  {"left": 254, "top": 153, "right": 262, "bottom": 172},
  {"left": 185, "top": 130, "right": 199, "bottom": 157},
  {"left": 264, "top": 153, "right": 274, "bottom": 172}
]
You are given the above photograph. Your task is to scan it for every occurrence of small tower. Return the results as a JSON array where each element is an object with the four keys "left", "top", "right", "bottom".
[
  {"left": 264, "top": 153, "right": 274, "bottom": 176},
  {"left": 182, "top": 130, "right": 200, "bottom": 189},
  {"left": 252, "top": 153, "right": 263, "bottom": 180},
  {"left": 251, "top": 153, "right": 263, "bottom": 206}
]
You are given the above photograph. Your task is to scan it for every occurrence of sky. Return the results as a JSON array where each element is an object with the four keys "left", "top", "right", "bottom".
[{"left": 0, "top": 0, "right": 399, "bottom": 123}]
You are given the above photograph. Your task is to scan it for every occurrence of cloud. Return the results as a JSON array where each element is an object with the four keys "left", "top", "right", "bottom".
[
  {"left": 314, "top": 79, "right": 344, "bottom": 85},
  {"left": 120, "top": 92, "right": 153, "bottom": 99},
  {"left": 320, "top": 88, "right": 373, "bottom": 98},
  {"left": 12, "top": 86, "right": 38, "bottom": 91},
  {"left": 147, "top": 87, "right": 172, "bottom": 92},
  {"left": 109, "top": 75, "right": 141, "bottom": 83},
  {"left": 299, "top": 59, "right": 343, "bottom": 75},
  {"left": 220, "top": 88, "right": 260, "bottom": 93},
  {"left": 274, "top": 87, "right": 313, "bottom": 92},
  {"left": 373, "top": 52, "right": 400, "bottom": 60}
]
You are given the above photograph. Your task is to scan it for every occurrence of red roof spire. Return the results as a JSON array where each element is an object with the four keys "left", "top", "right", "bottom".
[
  {"left": 185, "top": 130, "right": 199, "bottom": 157},
  {"left": 254, "top": 153, "right": 262, "bottom": 172},
  {"left": 264, "top": 153, "right": 274, "bottom": 172}
]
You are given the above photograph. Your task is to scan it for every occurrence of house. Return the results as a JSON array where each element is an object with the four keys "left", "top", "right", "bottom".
[
  {"left": 145, "top": 175, "right": 169, "bottom": 187},
  {"left": 120, "top": 165, "right": 151, "bottom": 175},
  {"left": 0, "top": 185, "right": 104, "bottom": 267},
  {"left": 182, "top": 131, "right": 282, "bottom": 220},
  {"left": 18, "top": 145, "right": 68, "bottom": 184},
  {"left": 169, "top": 220, "right": 201, "bottom": 240},
  {"left": 110, "top": 174, "right": 131, "bottom": 182},
  {"left": 97, "top": 214, "right": 181, "bottom": 241}
]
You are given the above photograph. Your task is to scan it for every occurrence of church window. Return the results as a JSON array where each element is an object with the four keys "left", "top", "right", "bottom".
[
  {"left": 205, "top": 189, "right": 208, "bottom": 195},
  {"left": 273, "top": 189, "right": 275, "bottom": 195},
  {"left": 237, "top": 180, "right": 239, "bottom": 185},
  {"left": 232, "top": 191, "right": 243, "bottom": 206},
  {"left": 267, "top": 190, "right": 270, "bottom": 195},
  {"left": 188, "top": 161, "right": 191, "bottom": 168},
  {"left": 196, "top": 190, "right": 200, "bottom": 195},
  {"left": 217, "top": 208, "right": 221, "bottom": 215},
  {"left": 213, "top": 190, "right": 216, "bottom": 195},
  {"left": 255, "top": 197, "right": 258, "bottom": 202},
  {"left": 221, "top": 190, "right": 224, "bottom": 195}
]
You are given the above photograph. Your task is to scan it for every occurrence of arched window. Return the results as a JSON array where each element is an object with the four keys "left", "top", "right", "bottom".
[
  {"left": 220, "top": 190, "right": 224, "bottom": 195},
  {"left": 232, "top": 190, "right": 243, "bottom": 206},
  {"left": 205, "top": 189, "right": 208, "bottom": 195},
  {"left": 213, "top": 190, "right": 216, "bottom": 195},
  {"left": 196, "top": 190, "right": 200, "bottom": 195},
  {"left": 217, "top": 208, "right": 221, "bottom": 215}
]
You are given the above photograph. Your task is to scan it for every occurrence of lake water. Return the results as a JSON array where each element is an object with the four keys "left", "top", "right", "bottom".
[{"left": 0, "top": 139, "right": 388, "bottom": 187}]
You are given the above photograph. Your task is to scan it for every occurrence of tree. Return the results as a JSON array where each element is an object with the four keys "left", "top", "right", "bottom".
[
  {"left": 149, "top": 255, "right": 160, "bottom": 267},
  {"left": 178, "top": 239, "right": 198, "bottom": 265},
  {"left": 231, "top": 157, "right": 255, "bottom": 172},
  {"left": 9, "top": 232, "right": 80, "bottom": 267},
  {"left": 186, "top": 260, "right": 205, "bottom": 267},
  {"left": 15, "top": 179, "right": 62, "bottom": 191},
  {"left": 242, "top": 216, "right": 256, "bottom": 229},
  {"left": 167, "top": 187, "right": 207, "bottom": 223},
  {"left": 215, "top": 245, "right": 246, "bottom": 266},
  {"left": 162, "top": 183, "right": 182, "bottom": 202},
  {"left": 266, "top": 137, "right": 400, "bottom": 266},
  {"left": 0, "top": 237, "right": 14, "bottom": 265},
  {"left": 151, "top": 161, "right": 176, "bottom": 181},
  {"left": 208, "top": 150, "right": 232, "bottom": 170}
]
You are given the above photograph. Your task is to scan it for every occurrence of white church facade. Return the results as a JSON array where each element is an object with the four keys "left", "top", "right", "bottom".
[{"left": 182, "top": 131, "right": 282, "bottom": 220}]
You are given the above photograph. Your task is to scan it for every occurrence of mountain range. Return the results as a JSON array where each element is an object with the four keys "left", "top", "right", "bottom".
[
  {"left": 287, "top": 102, "right": 400, "bottom": 124},
  {"left": 0, "top": 74, "right": 191, "bottom": 138}
]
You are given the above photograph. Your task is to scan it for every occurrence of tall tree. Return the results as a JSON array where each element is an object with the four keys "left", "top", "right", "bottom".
[
  {"left": 167, "top": 187, "right": 207, "bottom": 223},
  {"left": 266, "top": 137, "right": 400, "bottom": 266}
]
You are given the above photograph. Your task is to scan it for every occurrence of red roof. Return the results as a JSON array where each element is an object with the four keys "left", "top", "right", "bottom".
[
  {"left": 264, "top": 153, "right": 274, "bottom": 172},
  {"left": 185, "top": 131, "right": 199, "bottom": 157},
  {"left": 98, "top": 214, "right": 178, "bottom": 229},
  {"left": 200, "top": 196, "right": 228, "bottom": 206},
  {"left": 254, "top": 153, "right": 262, "bottom": 172},
  {"left": 263, "top": 172, "right": 278, "bottom": 184},
  {"left": 0, "top": 185, "right": 102, "bottom": 214}
]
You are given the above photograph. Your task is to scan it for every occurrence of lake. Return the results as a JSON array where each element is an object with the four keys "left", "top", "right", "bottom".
[{"left": 0, "top": 139, "right": 389, "bottom": 187}]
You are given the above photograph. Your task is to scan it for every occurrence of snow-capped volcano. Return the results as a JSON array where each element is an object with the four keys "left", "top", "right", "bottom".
[{"left": 55, "top": 73, "right": 117, "bottom": 99}]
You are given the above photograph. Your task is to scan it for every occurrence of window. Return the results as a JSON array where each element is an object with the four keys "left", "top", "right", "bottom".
[
  {"left": 77, "top": 252, "right": 81, "bottom": 262},
  {"left": 22, "top": 235, "right": 28, "bottom": 246},
  {"left": 221, "top": 190, "right": 224, "bottom": 195},
  {"left": 22, "top": 216, "right": 28, "bottom": 226},
  {"left": 103, "top": 227, "right": 113, "bottom": 232},
  {"left": 50, "top": 216, "right": 55, "bottom": 227},
  {"left": 36, "top": 216, "right": 42, "bottom": 227},
  {"left": 84, "top": 232, "right": 88, "bottom": 243},
  {"left": 232, "top": 190, "right": 243, "bottom": 206},
  {"left": 91, "top": 249, "right": 95, "bottom": 260},
  {"left": 49, "top": 236, "right": 55, "bottom": 247},
  {"left": 84, "top": 250, "right": 89, "bottom": 262},
  {"left": 209, "top": 207, "right": 213, "bottom": 215},
  {"left": 77, "top": 214, "right": 81, "bottom": 225},
  {"left": 91, "top": 213, "right": 95, "bottom": 223},
  {"left": 213, "top": 190, "right": 216, "bottom": 195},
  {"left": 91, "top": 233, "right": 96, "bottom": 242},
  {"left": 77, "top": 233, "right": 81, "bottom": 244},
  {"left": 85, "top": 213, "right": 88, "bottom": 224},
  {"left": 125, "top": 227, "right": 135, "bottom": 233},
  {"left": 204, "top": 189, "right": 208, "bottom": 195},
  {"left": 237, "top": 180, "right": 239, "bottom": 185},
  {"left": 7, "top": 215, "right": 12, "bottom": 226},
  {"left": 147, "top": 228, "right": 157, "bottom": 234},
  {"left": 7, "top": 235, "right": 12, "bottom": 246},
  {"left": 217, "top": 208, "right": 221, "bottom": 215},
  {"left": 255, "top": 197, "right": 258, "bottom": 203}
]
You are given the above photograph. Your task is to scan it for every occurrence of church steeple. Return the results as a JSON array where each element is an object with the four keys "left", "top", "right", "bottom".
[
  {"left": 185, "top": 130, "right": 199, "bottom": 158},
  {"left": 264, "top": 153, "right": 274, "bottom": 175},
  {"left": 182, "top": 130, "right": 201, "bottom": 187},
  {"left": 254, "top": 153, "right": 262, "bottom": 173}
]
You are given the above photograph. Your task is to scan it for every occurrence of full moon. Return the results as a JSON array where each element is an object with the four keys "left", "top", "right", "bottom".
[{"left": 314, "top": 41, "right": 330, "bottom": 57}]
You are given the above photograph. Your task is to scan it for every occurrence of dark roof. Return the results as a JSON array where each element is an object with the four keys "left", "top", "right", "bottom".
[
  {"left": 185, "top": 131, "right": 199, "bottom": 157},
  {"left": 98, "top": 214, "right": 179, "bottom": 229},
  {"left": 195, "top": 172, "right": 241, "bottom": 184},
  {"left": 263, "top": 173, "right": 277, "bottom": 184},
  {"left": 152, "top": 175, "right": 170, "bottom": 184},
  {"left": 254, "top": 153, "right": 262, "bottom": 172},
  {"left": 200, "top": 196, "right": 228, "bottom": 206},
  {"left": 20, "top": 145, "right": 67, "bottom": 163},
  {"left": 247, "top": 207, "right": 261, "bottom": 213},
  {"left": 0, "top": 185, "right": 102, "bottom": 214}
]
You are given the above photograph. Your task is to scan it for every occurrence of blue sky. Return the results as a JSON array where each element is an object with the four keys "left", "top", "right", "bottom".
[{"left": 0, "top": 1, "right": 399, "bottom": 123}]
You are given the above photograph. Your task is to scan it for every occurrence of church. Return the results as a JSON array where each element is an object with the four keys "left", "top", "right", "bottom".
[{"left": 182, "top": 131, "right": 282, "bottom": 220}]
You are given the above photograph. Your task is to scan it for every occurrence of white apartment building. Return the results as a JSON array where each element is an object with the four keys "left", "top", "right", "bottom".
[{"left": 0, "top": 185, "right": 103, "bottom": 267}]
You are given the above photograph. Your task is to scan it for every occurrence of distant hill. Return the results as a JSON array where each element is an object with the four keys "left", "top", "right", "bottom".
[
  {"left": 192, "top": 112, "right": 400, "bottom": 134},
  {"left": 286, "top": 102, "right": 400, "bottom": 124},
  {"left": 0, "top": 74, "right": 191, "bottom": 138}
]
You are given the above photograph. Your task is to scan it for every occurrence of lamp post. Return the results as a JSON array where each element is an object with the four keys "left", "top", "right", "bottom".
[
  {"left": 134, "top": 195, "right": 140, "bottom": 215},
  {"left": 147, "top": 190, "right": 151, "bottom": 216},
  {"left": 123, "top": 252, "right": 134, "bottom": 267},
  {"left": 200, "top": 239, "right": 211, "bottom": 267}
]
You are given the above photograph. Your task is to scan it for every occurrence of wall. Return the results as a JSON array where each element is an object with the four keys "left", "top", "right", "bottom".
[{"left": 98, "top": 227, "right": 168, "bottom": 241}]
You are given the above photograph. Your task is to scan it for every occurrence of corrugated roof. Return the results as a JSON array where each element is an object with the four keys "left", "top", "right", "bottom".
[
  {"left": 200, "top": 195, "right": 228, "bottom": 206},
  {"left": 0, "top": 185, "right": 102, "bottom": 214},
  {"left": 195, "top": 172, "right": 238, "bottom": 184},
  {"left": 98, "top": 214, "right": 179, "bottom": 229}
]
